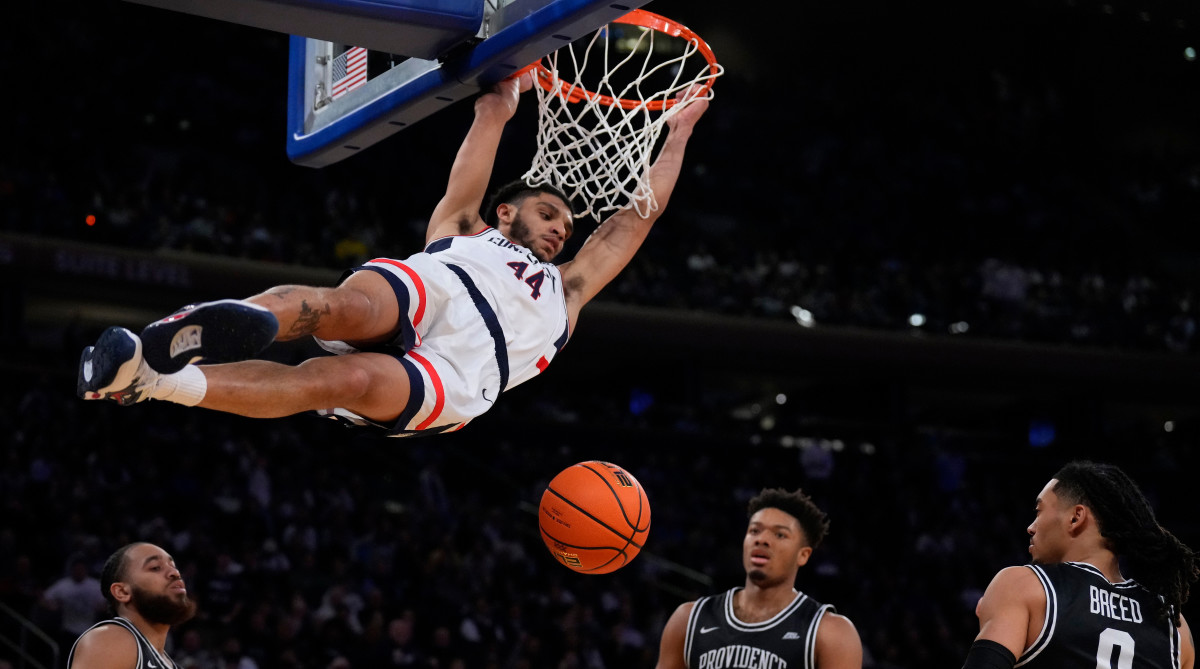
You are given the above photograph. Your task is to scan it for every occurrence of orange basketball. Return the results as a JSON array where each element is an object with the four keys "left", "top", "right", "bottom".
[{"left": 539, "top": 461, "right": 651, "bottom": 574}]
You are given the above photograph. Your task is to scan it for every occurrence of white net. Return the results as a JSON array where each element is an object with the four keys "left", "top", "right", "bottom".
[{"left": 521, "top": 12, "right": 725, "bottom": 220}]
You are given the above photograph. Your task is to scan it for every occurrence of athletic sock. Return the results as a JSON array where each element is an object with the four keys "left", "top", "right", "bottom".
[{"left": 150, "top": 365, "right": 208, "bottom": 407}]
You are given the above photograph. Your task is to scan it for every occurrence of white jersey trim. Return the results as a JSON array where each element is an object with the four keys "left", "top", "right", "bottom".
[
  {"left": 720, "top": 587, "right": 809, "bottom": 632},
  {"left": 1015, "top": 565, "right": 1057, "bottom": 667},
  {"left": 683, "top": 596, "right": 711, "bottom": 669},
  {"left": 804, "top": 604, "right": 833, "bottom": 669}
]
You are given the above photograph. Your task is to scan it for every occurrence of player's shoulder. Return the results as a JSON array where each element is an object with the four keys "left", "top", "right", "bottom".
[
  {"left": 660, "top": 600, "right": 698, "bottom": 643},
  {"left": 815, "top": 609, "right": 864, "bottom": 667},
  {"left": 70, "top": 623, "right": 139, "bottom": 669},
  {"left": 818, "top": 610, "right": 861, "bottom": 643},
  {"left": 976, "top": 565, "right": 1046, "bottom": 618},
  {"left": 670, "top": 599, "right": 698, "bottom": 620},
  {"left": 425, "top": 218, "right": 490, "bottom": 246},
  {"left": 989, "top": 564, "right": 1042, "bottom": 588}
]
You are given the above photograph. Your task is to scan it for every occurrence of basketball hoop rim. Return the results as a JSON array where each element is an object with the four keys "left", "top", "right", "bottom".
[{"left": 515, "top": 9, "right": 721, "bottom": 111}]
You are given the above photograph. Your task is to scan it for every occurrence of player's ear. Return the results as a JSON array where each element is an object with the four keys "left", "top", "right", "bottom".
[
  {"left": 110, "top": 581, "right": 132, "bottom": 604},
  {"left": 796, "top": 545, "right": 813, "bottom": 567},
  {"left": 496, "top": 202, "right": 517, "bottom": 226},
  {"left": 1068, "top": 505, "right": 1088, "bottom": 535}
]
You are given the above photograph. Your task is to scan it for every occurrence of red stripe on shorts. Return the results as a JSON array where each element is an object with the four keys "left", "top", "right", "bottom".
[
  {"left": 369, "top": 258, "right": 426, "bottom": 327},
  {"left": 407, "top": 350, "right": 444, "bottom": 430}
]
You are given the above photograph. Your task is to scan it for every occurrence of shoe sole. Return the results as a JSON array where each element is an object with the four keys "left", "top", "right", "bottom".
[
  {"left": 77, "top": 327, "right": 142, "bottom": 398},
  {"left": 140, "top": 299, "right": 279, "bottom": 374}
]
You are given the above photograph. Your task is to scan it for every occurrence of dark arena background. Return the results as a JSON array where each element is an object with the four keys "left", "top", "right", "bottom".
[{"left": 3, "top": 0, "right": 1200, "bottom": 667}]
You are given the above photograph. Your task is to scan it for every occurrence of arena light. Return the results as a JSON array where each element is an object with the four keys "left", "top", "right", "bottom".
[
  {"left": 790, "top": 305, "right": 815, "bottom": 328},
  {"left": 909, "top": 313, "right": 926, "bottom": 327}
]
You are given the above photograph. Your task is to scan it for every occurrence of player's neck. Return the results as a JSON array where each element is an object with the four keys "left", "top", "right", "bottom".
[
  {"left": 735, "top": 582, "right": 799, "bottom": 623},
  {"left": 1064, "top": 547, "right": 1123, "bottom": 583},
  {"left": 118, "top": 611, "right": 171, "bottom": 652}
]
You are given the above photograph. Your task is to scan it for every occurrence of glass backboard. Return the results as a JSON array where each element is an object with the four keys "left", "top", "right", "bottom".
[{"left": 286, "top": 0, "right": 655, "bottom": 167}]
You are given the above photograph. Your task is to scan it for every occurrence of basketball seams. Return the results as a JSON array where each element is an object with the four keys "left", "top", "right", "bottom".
[
  {"left": 579, "top": 461, "right": 650, "bottom": 532},
  {"left": 538, "top": 522, "right": 628, "bottom": 573},
  {"left": 575, "top": 462, "right": 645, "bottom": 570},
  {"left": 544, "top": 485, "right": 646, "bottom": 551},
  {"left": 539, "top": 460, "right": 650, "bottom": 574}
]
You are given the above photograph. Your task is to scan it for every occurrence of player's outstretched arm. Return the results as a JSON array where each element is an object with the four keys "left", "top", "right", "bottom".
[
  {"left": 654, "top": 602, "right": 694, "bottom": 669},
  {"left": 814, "top": 612, "right": 863, "bottom": 669},
  {"left": 558, "top": 90, "right": 709, "bottom": 319},
  {"left": 427, "top": 73, "right": 533, "bottom": 241}
]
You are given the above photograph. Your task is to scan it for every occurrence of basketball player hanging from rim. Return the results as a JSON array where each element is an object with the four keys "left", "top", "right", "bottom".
[{"left": 77, "top": 70, "right": 713, "bottom": 436}]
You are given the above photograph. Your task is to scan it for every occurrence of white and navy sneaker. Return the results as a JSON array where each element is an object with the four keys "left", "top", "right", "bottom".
[
  {"left": 77, "top": 327, "right": 159, "bottom": 406},
  {"left": 140, "top": 299, "right": 279, "bottom": 374}
]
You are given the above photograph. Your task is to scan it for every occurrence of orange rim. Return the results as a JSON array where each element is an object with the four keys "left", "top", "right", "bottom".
[{"left": 517, "top": 9, "right": 721, "bottom": 111}]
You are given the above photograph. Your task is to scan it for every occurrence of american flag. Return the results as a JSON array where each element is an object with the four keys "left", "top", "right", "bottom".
[{"left": 331, "top": 47, "right": 368, "bottom": 99}]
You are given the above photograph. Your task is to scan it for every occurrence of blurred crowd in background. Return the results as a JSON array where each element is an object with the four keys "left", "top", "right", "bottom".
[
  {"left": 4, "top": 368, "right": 1196, "bottom": 669},
  {"left": 5, "top": 0, "right": 1200, "bottom": 353},
  {"left": 3, "top": 0, "right": 1200, "bottom": 668}
]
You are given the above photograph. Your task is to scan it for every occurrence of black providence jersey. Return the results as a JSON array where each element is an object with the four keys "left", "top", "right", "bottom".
[
  {"left": 684, "top": 588, "right": 833, "bottom": 669},
  {"left": 67, "top": 617, "right": 180, "bottom": 669},
  {"left": 1017, "top": 562, "right": 1183, "bottom": 669}
]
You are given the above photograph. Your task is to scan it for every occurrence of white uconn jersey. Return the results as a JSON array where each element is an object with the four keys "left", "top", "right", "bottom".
[
  {"left": 422, "top": 227, "right": 570, "bottom": 388},
  {"left": 684, "top": 588, "right": 833, "bottom": 669},
  {"left": 317, "top": 227, "right": 570, "bottom": 436}
]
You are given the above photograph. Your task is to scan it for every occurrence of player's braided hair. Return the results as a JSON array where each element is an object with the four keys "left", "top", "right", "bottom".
[
  {"left": 485, "top": 180, "right": 574, "bottom": 227},
  {"left": 1052, "top": 460, "right": 1199, "bottom": 626},
  {"left": 747, "top": 488, "right": 831, "bottom": 549},
  {"left": 100, "top": 542, "right": 145, "bottom": 614}
]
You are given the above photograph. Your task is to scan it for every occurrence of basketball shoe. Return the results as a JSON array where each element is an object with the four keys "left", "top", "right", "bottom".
[
  {"left": 77, "top": 327, "right": 160, "bottom": 405},
  {"left": 140, "top": 299, "right": 279, "bottom": 374}
]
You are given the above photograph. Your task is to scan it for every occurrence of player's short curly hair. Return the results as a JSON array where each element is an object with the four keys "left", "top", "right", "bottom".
[
  {"left": 485, "top": 180, "right": 574, "bottom": 227},
  {"left": 748, "top": 488, "right": 831, "bottom": 549}
]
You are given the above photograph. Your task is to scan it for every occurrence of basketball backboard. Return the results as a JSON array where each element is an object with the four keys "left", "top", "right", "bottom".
[
  {"left": 285, "top": 0, "right": 655, "bottom": 168},
  {"left": 125, "top": 0, "right": 488, "bottom": 61},
  {"left": 124, "top": 0, "right": 654, "bottom": 168}
]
